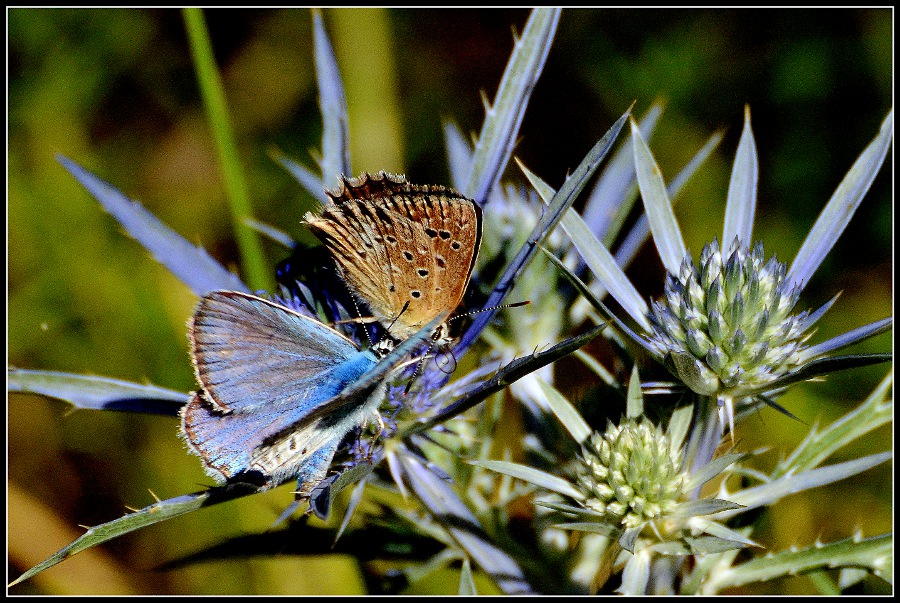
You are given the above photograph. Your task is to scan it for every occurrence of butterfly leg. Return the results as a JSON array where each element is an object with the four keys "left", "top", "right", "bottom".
[
  {"left": 356, "top": 410, "right": 386, "bottom": 464},
  {"left": 371, "top": 409, "right": 385, "bottom": 438}
]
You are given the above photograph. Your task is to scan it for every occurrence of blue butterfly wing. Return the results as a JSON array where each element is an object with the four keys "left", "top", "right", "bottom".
[
  {"left": 183, "top": 290, "right": 380, "bottom": 489},
  {"left": 190, "top": 290, "right": 375, "bottom": 414},
  {"left": 181, "top": 391, "right": 352, "bottom": 490},
  {"left": 182, "top": 291, "right": 447, "bottom": 492}
]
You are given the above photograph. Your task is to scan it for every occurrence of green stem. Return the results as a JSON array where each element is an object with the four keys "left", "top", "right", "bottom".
[{"left": 182, "top": 8, "right": 269, "bottom": 291}]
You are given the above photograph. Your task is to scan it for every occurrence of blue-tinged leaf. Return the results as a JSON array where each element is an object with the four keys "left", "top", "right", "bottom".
[
  {"left": 472, "top": 460, "right": 583, "bottom": 500},
  {"left": 631, "top": 119, "right": 687, "bottom": 275},
  {"left": 796, "top": 292, "right": 841, "bottom": 334},
  {"left": 458, "top": 558, "right": 477, "bottom": 595},
  {"left": 672, "top": 498, "right": 745, "bottom": 518},
  {"left": 399, "top": 452, "right": 533, "bottom": 595},
  {"left": 243, "top": 217, "right": 295, "bottom": 249},
  {"left": 465, "top": 8, "right": 560, "bottom": 203},
  {"left": 800, "top": 317, "right": 892, "bottom": 361},
  {"left": 706, "top": 533, "right": 893, "bottom": 591},
  {"left": 444, "top": 120, "right": 473, "bottom": 192},
  {"left": 775, "top": 371, "right": 893, "bottom": 478},
  {"left": 536, "top": 500, "right": 603, "bottom": 517},
  {"left": 754, "top": 353, "right": 892, "bottom": 398},
  {"left": 537, "top": 244, "right": 657, "bottom": 357},
  {"left": 570, "top": 129, "right": 721, "bottom": 326},
  {"left": 711, "top": 452, "right": 892, "bottom": 520},
  {"left": 582, "top": 102, "right": 663, "bottom": 243},
  {"left": 756, "top": 394, "right": 803, "bottom": 422},
  {"left": 685, "top": 522, "right": 762, "bottom": 555},
  {"left": 8, "top": 368, "right": 187, "bottom": 416},
  {"left": 787, "top": 110, "right": 893, "bottom": 292},
  {"left": 618, "top": 548, "right": 651, "bottom": 595},
  {"left": 334, "top": 474, "right": 370, "bottom": 544},
  {"left": 667, "top": 404, "right": 694, "bottom": 454},
  {"left": 536, "top": 378, "right": 592, "bottom": 444},
  {"left": 614, "top": 130, "right": 722, "bottom": 270},
  {"left": 519, "top": 159, "right": 651, "bottom": 331},
  {"left": 270, "top": 148, "right": 328, "bottom": 205},
  {"left": 619, "top": 525, "right": 641, "bottom": 554},
  {"left": 272, "top": 499, "right": 302, "bottom": 527},
  {"left": 554, "top": 522, "right": 618, "bottom": 536},
  {"left": 406, "top": 321, "right": 609, "bottom": 435},
  {"left": 722, "top": 105, "right": 758, "bottom": 248},
  {"left": 514, "top": 157, "right": 554, "bottom": 199},
  {"left": 684, "top": 396, "right": 730, "bottom": 494},
  {"left": 385, "top": 448, "right": 409, "bottom": 500},
  {"left": 57, "top": 156, "right": 249, "bottom": 297},
  {"left": 685, "top": 535, "right": 751, "bottom": 555},
  {"left": 8, "top": 484, "right": 259, "bottom": 587},
  {"left": 625, "top": 365, "right": 644, "bottom": 419},
  {"left": 312, "top": 8, "right": 351, "bottom": 189},
  {"left": 457, "top": 105, "right": 632, "bottom": 355},
  {"left": 685, "top": 452, "right": 748, "bottom": 491},
  {"left": 307, "top": 462, "right": 374, "bottom": 522}
]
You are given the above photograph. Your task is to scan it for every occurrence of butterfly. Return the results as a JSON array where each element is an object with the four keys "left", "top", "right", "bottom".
[
  {"left": 180, "top": 290, "right": 442, "bottom": 497},
  {"left": 304, "top": 171, "right": 482, "bottom": 348}
]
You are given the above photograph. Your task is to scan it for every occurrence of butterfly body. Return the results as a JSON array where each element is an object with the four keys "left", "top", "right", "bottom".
[
  {"left": 181, "top": 291, "right": 384, "bottom": 494},
  {"left": 305, "top": 172, "right": 482, "bottom": 346}
]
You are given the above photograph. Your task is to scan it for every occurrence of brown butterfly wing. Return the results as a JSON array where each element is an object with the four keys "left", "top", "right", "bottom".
[
  {"left": 377, "top": 185, "right": 482, "bottom": 334},
  {"left": 305, "top": 172, "right": 482, "bottom": 340},
  {"left": 323, "top": 170, "right": 409, "bottom": 205},
  {"left": 305, "top": 199, "right": 401, "bottom": 324}
]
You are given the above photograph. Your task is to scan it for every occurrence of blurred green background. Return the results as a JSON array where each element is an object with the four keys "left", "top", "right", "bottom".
[{"left": 8, "top": 8, "right": 892, "bottom": 595}]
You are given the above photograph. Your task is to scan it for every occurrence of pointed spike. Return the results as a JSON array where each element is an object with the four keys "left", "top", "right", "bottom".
[
  {"left": 757, "top": 394, "right": 805, "bottom": 423},
  {"left": 480, "top": 90, "right": 493, "bottom": 114}
]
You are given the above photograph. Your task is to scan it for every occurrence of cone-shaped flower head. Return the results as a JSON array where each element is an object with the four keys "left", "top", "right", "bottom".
[
  {"left": 646, "top": 238, "right": 810, "bottom": 398},
  {"left": 576, "top": 419, "right": 688, "bottom": 529}
]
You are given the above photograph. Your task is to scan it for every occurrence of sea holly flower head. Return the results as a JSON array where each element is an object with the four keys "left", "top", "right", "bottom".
[
  {"left": 548, "top": 106, "right": 893, "bottom": 422},
  {"left": 476, "top": 374, "right": 752, "bottom": 570},
  {"left": 646, "top": 237, "right": 809, "bottom": 399},
  {"left": 576, "top": 419, "right": 688, "bottom": 529}
]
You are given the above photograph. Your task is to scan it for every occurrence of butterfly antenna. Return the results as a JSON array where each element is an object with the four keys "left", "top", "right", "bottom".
[
  {"left": 447, "top": 300, "right": 531, "bottom": 324},
  {"left": 402, "top": 301, "right": 528, "bottom": 395},
  {"left": 437, "top": 348, "right": 458, "bottom": 375}
]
